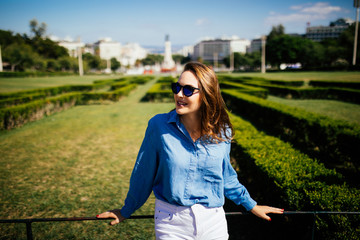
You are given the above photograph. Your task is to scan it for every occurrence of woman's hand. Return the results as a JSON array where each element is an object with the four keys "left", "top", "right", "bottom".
[
  {"left": 250, "top": 205, "right": 284, "bottom": 221},
  {"left": 96, "top": 209, "right": 126, "bottom": 226}
]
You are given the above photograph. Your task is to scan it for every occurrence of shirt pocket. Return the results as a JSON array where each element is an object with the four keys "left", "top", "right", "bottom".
[{"left": 203, "top": 174, "right": 222, "bottom": 199}]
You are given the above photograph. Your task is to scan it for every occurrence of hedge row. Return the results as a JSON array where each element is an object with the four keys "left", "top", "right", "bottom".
[
  {"left": 218, "top": 75, "right": 305, "bottom": 87},
  {"left": 0, "top": 71, "right": 74, "bottom": 78},
  {"left": 309, "top": 80, "right": 360, "bottom": 90},
  {"left": 222, "top": 89, "right": 360, "bottom": 174},
  {"left": 0, "top": 84, "right": 95, "bottom": 101},
  {"left": 230, "top": 113, "right": 360, "bottom": 239},
  {"left": 243, "top": 81, "right": 360, "bottom": 104},
  {"left": 0, "top": 84, "right": 137, "bottom": 130},
  {"left": 219, "top": 81, "right": 268, "bottom": 99},
  {"left": 0, "top": 92, "right": 82, "bottom": 130},
  {"left": 0, "top": 75, "right": 152, "bottom": 107},
  {"left": 0, "top": 92, "right": 48, "bottom": 108},
  {"left": 141, "top": 76, "right": 175, "bottom": 102}
]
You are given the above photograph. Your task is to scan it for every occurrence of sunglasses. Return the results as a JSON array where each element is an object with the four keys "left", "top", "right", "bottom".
[{"left": 171, "top": 82, "right": 200, "bottom": 97}]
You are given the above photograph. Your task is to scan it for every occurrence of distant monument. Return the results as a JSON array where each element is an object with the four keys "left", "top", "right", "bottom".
[{"left": 162, "top": 34, "right": 175, "bottom": 71}]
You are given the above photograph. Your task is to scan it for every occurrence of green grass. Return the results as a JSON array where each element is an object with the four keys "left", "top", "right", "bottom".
[
  {"left": 219, "top": 71, "right": 360, "bottom": 81},
  {"left": 0, "top": 75, "right": 121, "bottom": 93},
  {"left": 267, "top": 95, "right": 360, "bottom": 126},
  {"left": 0, "top": 79, "right": 174, "bottom": 239}
]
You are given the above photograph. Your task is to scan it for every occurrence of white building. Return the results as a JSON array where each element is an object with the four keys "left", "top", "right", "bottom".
[
  {"left": 94, "top": 38, "right": 122, "bottom": 60},
  {"left": 58, "top": 41, "right": 85, "bottom": 57},
  {"left": 176, "top": 45, "right": 194, "bottom": 57},
  {"left": 119, "top": 42, "right": 148, "bottom": 66},
  {"left": 192, "top": 36, "right": 250, "bottom": 64}
]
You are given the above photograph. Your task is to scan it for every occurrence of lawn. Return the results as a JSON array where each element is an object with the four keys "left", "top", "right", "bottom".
[
  {"left": 1, "top": 72, "right": 359, "bottom": 239},
  {"left": 221, "top": 71, "right": 360, "bottom": 81},
  {"left": 267, "top": 96, "right": 360, "bottom": 126},
  {"left": 0, "top": 79, "right": 174, "bottom": 239},
  {"left": 0, "top": 75, "right": 120, "bottom": 93}
]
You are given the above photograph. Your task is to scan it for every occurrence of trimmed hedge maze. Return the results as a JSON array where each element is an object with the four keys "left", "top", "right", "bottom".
[
  {"left": 144, "top": 75, "right": 360, "bottom": 239},
  {"left": 0, "top": 76, "right": 154, "bottom": 130}
]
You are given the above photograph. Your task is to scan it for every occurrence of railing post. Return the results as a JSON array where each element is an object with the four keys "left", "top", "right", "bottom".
[
  {"left": 26, "top": 221, "right": 33, "bottom": 240},
  {"left": 311, "top": 212, "right": 316, "bottom": 240}
]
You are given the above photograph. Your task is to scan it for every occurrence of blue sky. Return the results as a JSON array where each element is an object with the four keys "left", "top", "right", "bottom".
[{"left": 0, "top": 0, "right": 355, "bottom": 47}]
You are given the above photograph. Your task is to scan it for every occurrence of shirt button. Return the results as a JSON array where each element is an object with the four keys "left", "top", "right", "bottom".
[{"left": 195, "top": 199, "right": 199, "bottom": 203}]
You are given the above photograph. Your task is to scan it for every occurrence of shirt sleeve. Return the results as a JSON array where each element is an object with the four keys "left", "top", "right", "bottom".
[
  {"left": 120, "top": 118, "right": 158, "bottom": 218},
  {"left": 223, "top": 141, "right": 257, "bottom": 211}
]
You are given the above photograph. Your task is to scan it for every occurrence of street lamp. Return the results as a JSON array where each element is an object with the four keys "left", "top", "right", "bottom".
[
  {"left": 261, "top": 35, "right": 266, "bottom": 73},
  {"left": 353, "top": 0, "right": 359, "bottom": 65}
]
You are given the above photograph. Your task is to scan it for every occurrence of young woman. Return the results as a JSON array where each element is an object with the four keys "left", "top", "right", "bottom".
[{"left": 97, "top": 62, "right": 283, "bottom": 239}]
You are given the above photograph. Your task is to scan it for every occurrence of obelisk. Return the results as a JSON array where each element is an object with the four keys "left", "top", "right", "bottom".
[{"left": 162, "top": 34, "right": 175, "bottom": 69}]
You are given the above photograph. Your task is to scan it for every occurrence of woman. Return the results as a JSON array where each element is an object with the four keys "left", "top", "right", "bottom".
[{"left": 97, "top": 62, "right": 283, "bottom": 239}]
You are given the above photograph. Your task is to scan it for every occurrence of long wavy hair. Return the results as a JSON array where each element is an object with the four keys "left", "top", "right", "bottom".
[{"left": 182, "top": 62, "right": 233, "bottom": 143}]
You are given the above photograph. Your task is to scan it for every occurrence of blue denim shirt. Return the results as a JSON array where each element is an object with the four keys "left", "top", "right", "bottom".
[{"left": 120, "top": 110, "right": 257, "bottom": 218}]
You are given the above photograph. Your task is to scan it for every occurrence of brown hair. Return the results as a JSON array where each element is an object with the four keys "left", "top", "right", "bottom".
[{"left": 182, "top": 62, "right": 233, "bottom": 142}]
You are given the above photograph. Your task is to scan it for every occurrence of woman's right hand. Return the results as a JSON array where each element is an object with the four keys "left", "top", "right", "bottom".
[{"left": 96, "top": 209, "right": 126, "bottom": 226}]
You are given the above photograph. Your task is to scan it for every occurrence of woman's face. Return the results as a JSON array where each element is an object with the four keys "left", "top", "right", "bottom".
[{"left": 174, "top": 71, "right": 202, "bottom": 117}]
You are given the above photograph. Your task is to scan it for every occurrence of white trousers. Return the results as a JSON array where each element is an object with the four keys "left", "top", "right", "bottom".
[{"left": 154, "top": 199, "right": 229, "bottom": 240}]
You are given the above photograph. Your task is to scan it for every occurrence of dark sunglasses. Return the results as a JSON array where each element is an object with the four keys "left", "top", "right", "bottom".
[{"left": 171, "top": 82, "right": 200, "bottom": 97}]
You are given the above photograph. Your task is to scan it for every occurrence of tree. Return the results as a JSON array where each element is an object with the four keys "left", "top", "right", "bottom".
[
  {"left": 267, "top": 24, "right": 285, "bottom": 41},
  {"left": 111, "top": 57, "right": 121, "bottom": 71},
  {"left": 141, "top": 54, "right": 163, "bottom": 66},
  {"left": 3, "top": 43, "right": 37, "bottom": 71},
  {"left": 30, "top": 18, "right": 47, "bottom": 38},
  {"left": 83, "top": 53, "right": 102, "bottom": 70},
  {"left": 33, "top": 38, "right": 68, "bottom": 59},
  {"left": 223, "top": 52, "right": 260, "bottom": 71}
]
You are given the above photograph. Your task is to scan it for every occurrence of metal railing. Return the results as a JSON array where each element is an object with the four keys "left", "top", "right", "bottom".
[{"left": 1, "top": 211, "right": 359, "bottom": 240}]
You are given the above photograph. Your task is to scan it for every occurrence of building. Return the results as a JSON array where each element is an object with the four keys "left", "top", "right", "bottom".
[
  {"left": 94, "top": 38, "right": 122, "bottom": 60},
  {"left": 248, "top": 38, "right": 262, "bottom": 53},
  {"left": 58, "top": 41, "right": 85, "bottom": 57},
  {"left": 192, "top": 37, "right": 250, "bottom": 64},
  {"left": 176, "top": 45, "right": 194, "bottom": 58},
  {"left": 119, "top": 42, "right": 148, "bottom": 67},
  {"left": 306, "top": 18, "right": 352, "bottom": 42}
]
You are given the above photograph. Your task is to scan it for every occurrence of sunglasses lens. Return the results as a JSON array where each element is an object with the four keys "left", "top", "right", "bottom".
[
  {"left": 183, "top": 86, "right": 193, "bottom": 97},
  {"left": 171, "top": 83, "right": 181, "bottom": 94}
]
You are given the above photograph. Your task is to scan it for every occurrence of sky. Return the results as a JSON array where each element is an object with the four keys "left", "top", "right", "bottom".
[{"left": 0, "top": 0, "right": 355, "bottom": 47}]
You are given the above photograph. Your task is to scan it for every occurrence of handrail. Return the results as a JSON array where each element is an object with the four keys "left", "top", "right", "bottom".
[{"left": 1, "top": 211, "right": 359, "bottom": 240}]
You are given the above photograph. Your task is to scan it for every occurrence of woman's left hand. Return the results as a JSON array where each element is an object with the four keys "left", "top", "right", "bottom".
[{"left": 250, "top": 205, "right": 284, "bottom": 221}]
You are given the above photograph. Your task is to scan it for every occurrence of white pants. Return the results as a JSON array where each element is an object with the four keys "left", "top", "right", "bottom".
[{"left": 154, "top": 199, "right": 229, "bottom": 240}]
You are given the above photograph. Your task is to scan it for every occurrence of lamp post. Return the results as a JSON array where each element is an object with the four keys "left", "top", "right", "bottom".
[
  {"left": 77, "top": 46, "right": 83, "bottom": 76},
  {"left": 0, "top": 45, "right": 3, "bottom": 72},
  {"left": 261, "top": 35, "right": 266, "bottom": 73},
  {"left": 353, "top": 0, "right": 360, "bottom": 65}
]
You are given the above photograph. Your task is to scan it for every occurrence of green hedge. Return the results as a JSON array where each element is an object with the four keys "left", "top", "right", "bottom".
[
  {"left": 81, "top": 84, "right": 137, "bottom": 103},
  {"left": 230, "top": 113, "right": 360, "bottom": 239},
  {"left": 243, "top": 81, "right": 360, "bottom": 104},
  {"left": 141, "top": 76, "right": 175, "bottom": 102},
  {"left": 218, "top": 75, "right": 305, "bottom": 87},
  {"left": 0, "top": 84, "right": 138, "bottom": 130},
  {"left": 0, "top": 92, "right": 82, "bottom": 130},
  {"left": 309, "top": 80, "right": 360, "bottom": 90},
  {"left": 219, "top": 81, "right": 268, "bottom": 99},
  {"left": 0, "top": 93, "right": 48, "bottom": 108},
  {"left": 222, "top": 89, "right": 360, "bottom": 174},
  {"left": 0, "top": 71, "right": 74, "bottom": 78},
  {"left": 0, "top": 85, "right": 94, "bottom": 101}
]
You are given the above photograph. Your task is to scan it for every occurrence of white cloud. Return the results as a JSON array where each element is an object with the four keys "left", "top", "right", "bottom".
[
  {"left": 265, "top": 2, "right": 344, "bottom": 26},
  {"left": 195, "top": 18, "right": 210, "bottom": 26},
  {"left": 300, "top": 2, "right": 341, "bottom": 15}
]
